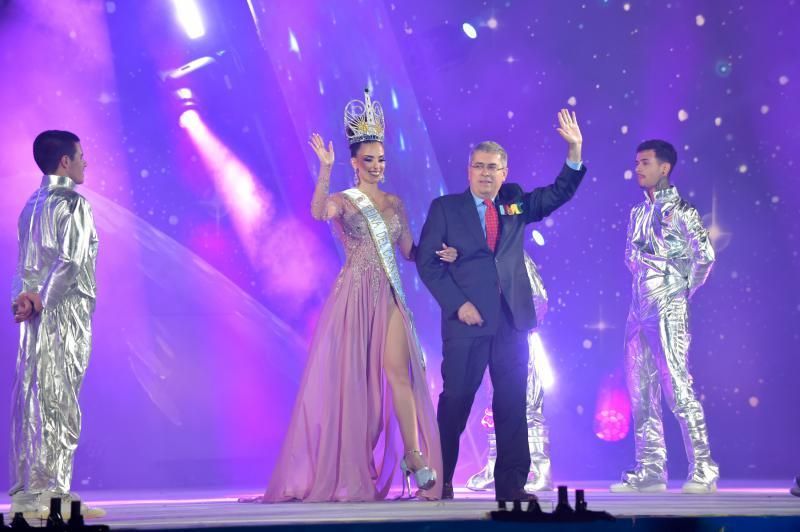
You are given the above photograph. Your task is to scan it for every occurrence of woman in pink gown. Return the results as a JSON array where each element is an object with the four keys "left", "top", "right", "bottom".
[{"left": 262, "top": 92, "right": 449, "bottom": 502}]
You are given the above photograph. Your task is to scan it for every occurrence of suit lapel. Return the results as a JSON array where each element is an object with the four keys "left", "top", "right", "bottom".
[{"left": 460, "top": 189, "right": 491, "bottom": 252}]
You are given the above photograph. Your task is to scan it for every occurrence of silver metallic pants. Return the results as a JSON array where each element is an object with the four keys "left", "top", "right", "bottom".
[
  {"left": 622, "top": 295, "right": 718, "bottom": 487},
  {"left": 467, "top": 339, "right": 552, "bottom": 492},
  {"left": 9, "top": 296, "right": 93, "bottom": 498}
]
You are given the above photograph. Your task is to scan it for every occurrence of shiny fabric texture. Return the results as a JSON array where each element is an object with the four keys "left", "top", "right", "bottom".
[
  {"left": 9, "top": 175, "right": 98, "bottom": 503},
  {"left": 621, "top": 186, "right": 718, "bottom": 488},
  {"left": 467, "top": 255, "right": 552, "bottom": 493}
]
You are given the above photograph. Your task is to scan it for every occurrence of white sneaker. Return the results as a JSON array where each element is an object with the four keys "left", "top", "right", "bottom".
[
  {"left": 15, "top": 504, "right": 106, "bottom": 521},
  {"left": 681, "top": 480, "right": 716, "bottom": 494},
  {"left": 10, "top": 492, "right": 50, "bottom": 520},
  {"left": 466, "top": 462, "right": 495, "bottom": 491},
  {"left": 12, "top": 505, "right": 49, "bottom": 521},
  {"left": 62, "top": 494, "right": 107, "bottom": 519},
  {"left": 12, "top": 492, "right": 106, "bottom": 520},
  {"left": 610, "top": 481, "right": 667, "bottom": 493}
]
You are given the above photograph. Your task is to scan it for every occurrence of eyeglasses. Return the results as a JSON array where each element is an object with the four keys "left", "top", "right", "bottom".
[{"left": 471, "top": 163, "right": 506, "bottom": 174}]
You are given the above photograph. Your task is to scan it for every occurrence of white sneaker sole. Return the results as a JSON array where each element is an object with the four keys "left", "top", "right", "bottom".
[
  {"left": 682, "top": 484, "right": 717, "bottom": 494},
  {"left": 18, "top": 507, "right": 107, "bottom": 520},
  {"left": 610, "top": 483, "right": 667, "bottom": 493}
]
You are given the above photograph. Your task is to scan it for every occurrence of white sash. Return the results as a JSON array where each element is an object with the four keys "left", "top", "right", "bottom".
[{"left": 342, "top": 188, "right": 426, "bottom": 368}]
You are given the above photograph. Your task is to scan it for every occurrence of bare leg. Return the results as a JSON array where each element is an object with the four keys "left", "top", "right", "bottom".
[{"left": 383, "top": 303, "right": 425, "bottom": 469}]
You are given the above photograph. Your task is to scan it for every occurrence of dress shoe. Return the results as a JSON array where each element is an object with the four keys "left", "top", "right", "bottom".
[
  {"left": 441, "top": 482, "right": 454, "bottom": 500},
  {"left": 496, "top": 489, "right": 538, "bottom": 502}
]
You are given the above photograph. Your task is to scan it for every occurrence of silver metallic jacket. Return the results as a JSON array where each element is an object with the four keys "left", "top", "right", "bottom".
[
  {"left": 622, "top": 185, "right": 718, "bottom": 487},
  {"left": 9, "top": 175, "right": 98, "bottom": 499},
  {"left": 625, "top": 186, "right": 714, "bottom": 306}
]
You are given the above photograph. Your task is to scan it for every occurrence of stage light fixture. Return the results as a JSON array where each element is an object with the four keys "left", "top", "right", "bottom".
[
  {"left": 172, "top": 0, "right": 205, "bottom": 39},
  {"left": 164, "top": 56, "right": 216, "bottom": 80},
  {"left": 179, "top": 109, "right": 201, "bottom": 129}
]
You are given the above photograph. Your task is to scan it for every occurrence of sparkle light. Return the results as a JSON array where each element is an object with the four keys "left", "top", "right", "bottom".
[
  {"left": 462, "top": 22, "right": 478, "bottom": 39},
  {"left": 585, "top": 319, "right": 610, "bottom": 331},
  {"left": 289, "top": 29, "right": 301, "bottom": 55},
  {"left": 704, "top": 190, "right": 732, "bottom": 253},
  {"left": 715, "top": 59, "right": 733, "bottom": 77}
]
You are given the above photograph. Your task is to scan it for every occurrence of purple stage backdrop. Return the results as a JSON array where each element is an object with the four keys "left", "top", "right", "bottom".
[{"left": 0, "top": 0, "right": 798, "bottom": 490}]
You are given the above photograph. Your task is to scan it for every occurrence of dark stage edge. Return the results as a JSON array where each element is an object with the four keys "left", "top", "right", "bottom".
[{"left": 2, "top": 483, "right": 799, "bottom": 531}]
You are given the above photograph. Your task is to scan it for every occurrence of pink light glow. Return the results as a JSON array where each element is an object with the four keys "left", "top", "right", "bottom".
[{"left": 594, "top": 378, "right": 631, "bottom": 442}]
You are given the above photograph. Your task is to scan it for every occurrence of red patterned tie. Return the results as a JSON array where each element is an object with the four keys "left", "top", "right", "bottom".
[{"left": 484, "top": 199, "right": 498, "bottom": 252}]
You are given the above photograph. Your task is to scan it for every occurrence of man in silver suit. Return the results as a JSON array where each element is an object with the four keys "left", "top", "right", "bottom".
[
  {"left": 611, "top": 139, "right": 718, "bottom": 494},
  {"left": 9, "top": 130, "right": 101, "bottom": 517}
]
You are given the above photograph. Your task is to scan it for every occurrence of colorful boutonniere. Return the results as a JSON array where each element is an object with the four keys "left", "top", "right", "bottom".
[{"left": 499, "top": 202, "right": 524, "bottom": 215}]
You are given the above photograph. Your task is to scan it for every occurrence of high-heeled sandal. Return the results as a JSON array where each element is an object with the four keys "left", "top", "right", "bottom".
[{"left": 397, "top": 450, "right": 437, "bottom": 498}]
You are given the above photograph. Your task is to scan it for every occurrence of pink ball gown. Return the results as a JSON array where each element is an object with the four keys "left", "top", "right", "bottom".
[{"left": 262, "top": 192, "right": 442, "bottom": 502}]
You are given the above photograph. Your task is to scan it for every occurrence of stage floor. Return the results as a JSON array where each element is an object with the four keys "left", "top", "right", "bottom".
[{"left": 1, "top": 482, "right": 798, "bottom": 529}]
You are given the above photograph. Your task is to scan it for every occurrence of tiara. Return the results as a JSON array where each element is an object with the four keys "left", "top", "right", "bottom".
[{"left": 344, "top": 88, "right": 385, "bottom": 145}]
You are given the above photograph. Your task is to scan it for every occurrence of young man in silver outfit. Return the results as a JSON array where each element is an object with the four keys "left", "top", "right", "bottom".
[
  {"left": 9, "top": 130, "right": 102, "bottom": 518},
  {"left": 611, "top": 139, "right": 718, "bottom": 494}
]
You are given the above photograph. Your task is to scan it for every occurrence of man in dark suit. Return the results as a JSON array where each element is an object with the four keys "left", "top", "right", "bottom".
[{"left": 416, "top": 109, "right": 586, "bottom": 501}]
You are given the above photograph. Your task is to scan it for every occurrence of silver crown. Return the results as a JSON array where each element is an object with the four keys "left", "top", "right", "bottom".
[{"left": 344, "top": 88, "right": 385, "bottom": 145}]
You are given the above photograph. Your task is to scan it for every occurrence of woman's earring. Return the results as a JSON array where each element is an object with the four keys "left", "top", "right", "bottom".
[
  {"left": 379, "top": 174, "right": 386, "bottom": 183},
  {"left": 353, "top": 169, "right": 359, "bottom": 186}
]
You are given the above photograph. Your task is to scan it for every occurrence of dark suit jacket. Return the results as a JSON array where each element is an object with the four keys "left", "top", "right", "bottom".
[{"left": 416, "top": 163, "right": 586, "bottom": 339}]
